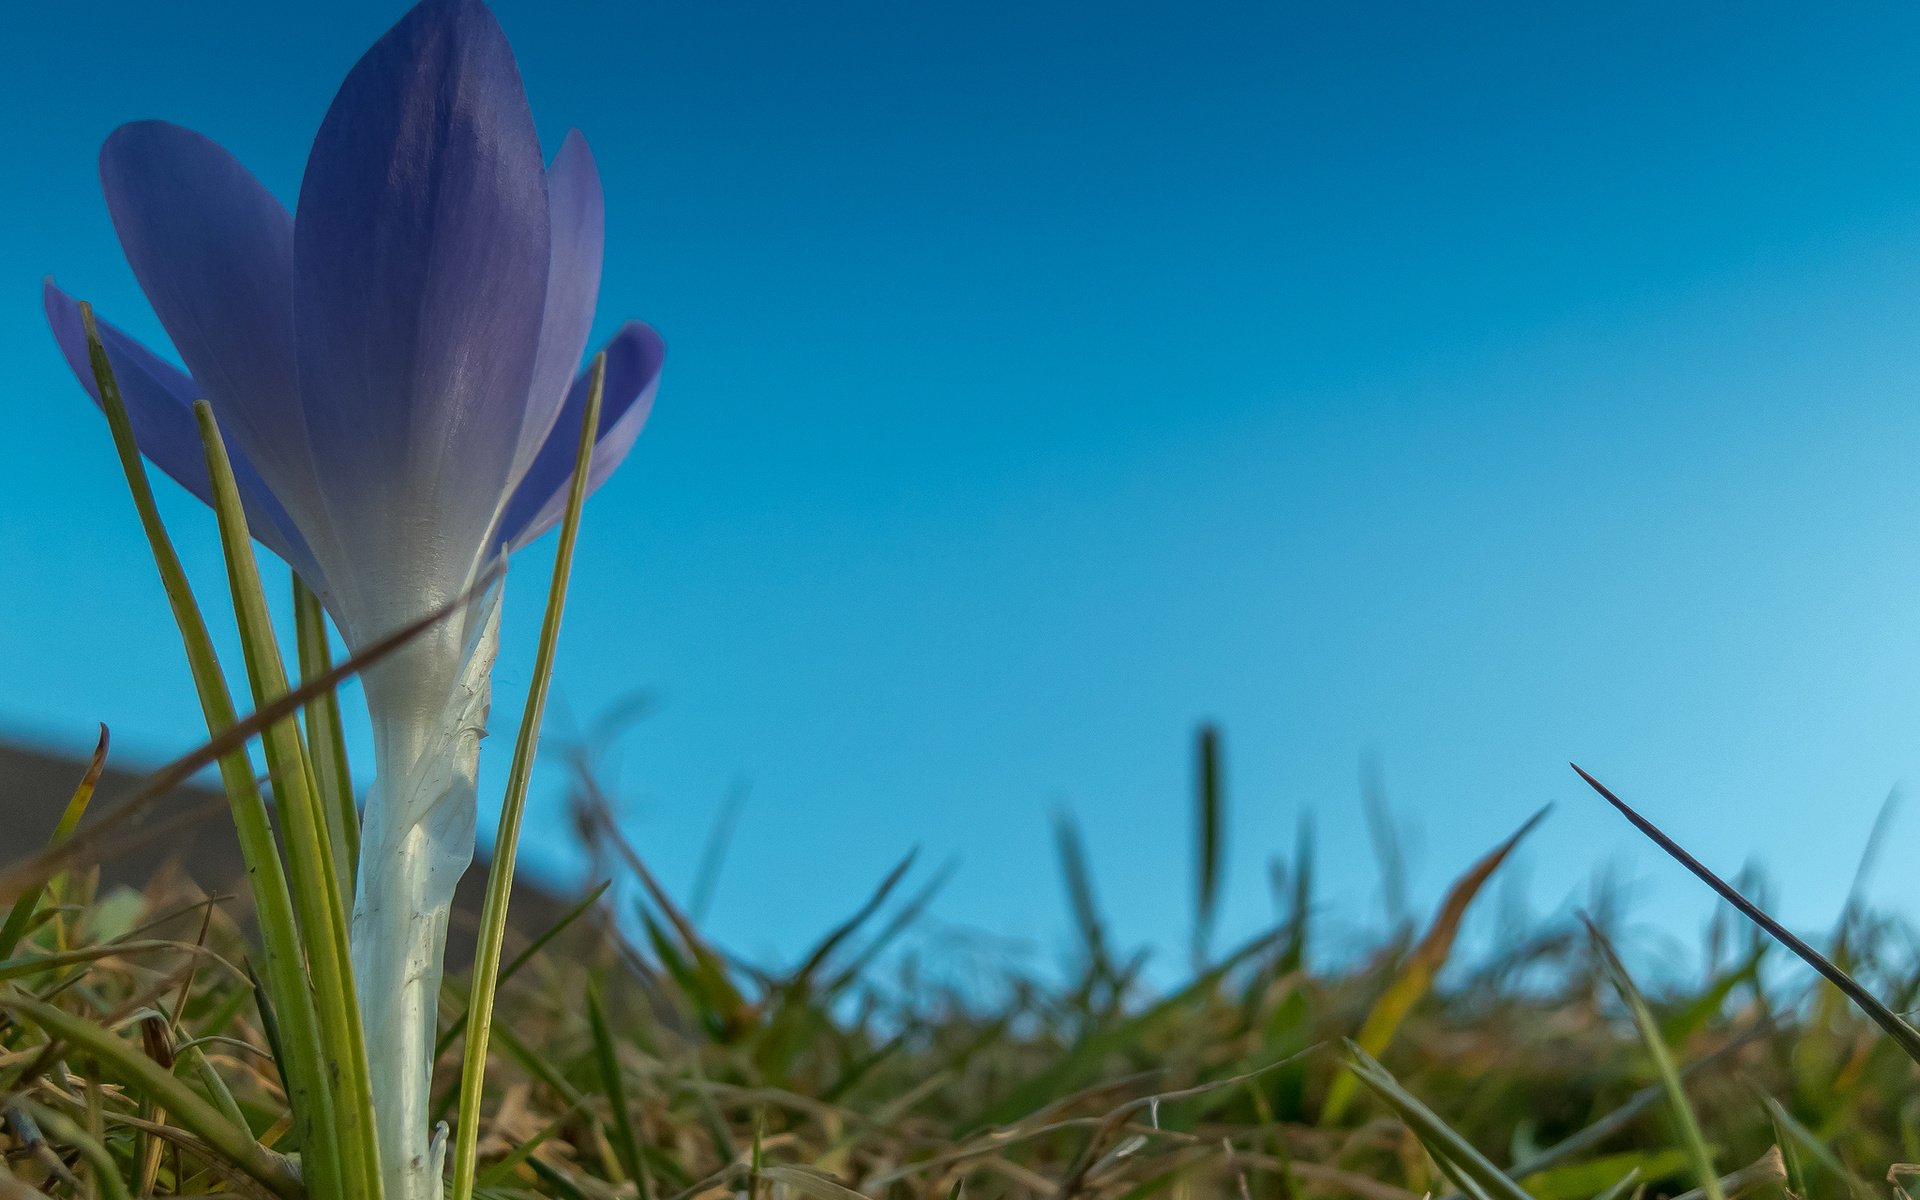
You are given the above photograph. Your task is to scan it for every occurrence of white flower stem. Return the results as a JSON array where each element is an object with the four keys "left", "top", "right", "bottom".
[{"left": 351, "top": 589, "right": 501, "bottom": 1200}]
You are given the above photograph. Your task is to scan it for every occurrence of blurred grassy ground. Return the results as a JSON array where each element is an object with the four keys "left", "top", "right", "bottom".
[{"left": 0, "top": 726, "right": 1906, "bottom": 1200}]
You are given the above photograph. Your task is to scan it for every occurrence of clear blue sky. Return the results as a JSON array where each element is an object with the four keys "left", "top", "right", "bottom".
[{"left": 6, "top": 1, "right": 1920, "bottom": 972}]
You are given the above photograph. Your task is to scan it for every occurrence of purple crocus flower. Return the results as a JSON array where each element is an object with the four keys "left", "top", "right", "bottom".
[{"left": 45, "top": 2, "right": 662, "bottom": 1195}]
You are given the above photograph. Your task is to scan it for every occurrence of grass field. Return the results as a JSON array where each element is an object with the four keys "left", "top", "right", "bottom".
[{"left": 0, "top": 723, "right": 1906, "bottom": 1200}]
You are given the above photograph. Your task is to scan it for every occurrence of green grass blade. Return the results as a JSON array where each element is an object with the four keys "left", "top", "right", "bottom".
[
  {"left": 586, "top": 979, "right": 652, "bottom": 1200},
  {"left": 1322, "top": 808, "right": 1546, "bottom": 1124},
  {"left": 0, "top": 726, "right": 108, "bottom": 959},
  {"left": 1194, "top": 723, "right": 1223, "bottom": 969},
  {"left": 1054, "top": 807, "right": 1112, "bottom": 981},
  {"left": 195, "top": 400, "right": 381, "bottom": 1200},
  {"left": 1584, "top": 920, "right": 1722, "bottom": 1200},
  {"left": 22, "top": 1101, "right": 132, "bottom": 1200},
  {"left": 1573, "top": 763, "right": 1920, "bottom": 1065},
  {"left": 1343, "top": 1042, "right": 1537, "bottom": 1200},
  {"left": 293, "top": 577, "right": 358, "bottom": 896},
  {"left": 434, "top": 879, "right": 612, "bottom": 1066},
  {"left": 1589, "top": 1168, "right": 1642, "bottom": 1200},
  {"left": 4, "top": 995, "right": 302, "bottom": 1199},
  {"left": 449, "top": 354, "right": 605, "bottom": 1200},
  {"left": 78, "top": 303, "right": 339, "bottom": 1195}
]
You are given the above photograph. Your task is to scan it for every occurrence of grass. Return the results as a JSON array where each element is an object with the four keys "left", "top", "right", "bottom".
[
  {"left": 3, "top": 305, "right": 1900, "bottom": 1199},
  {"left": 0, "top": 730, "right": 1912, "bottom": 1200}
]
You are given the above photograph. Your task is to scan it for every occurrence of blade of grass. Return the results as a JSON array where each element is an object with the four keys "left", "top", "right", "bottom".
[
  {"left": 0, "top": 561, "right": 501, "bottom": 906},
  {"left": 1055, "top": 808, "right": 1113, "bottom": 983},
  {"left": 4, "top": 995, "right": 301, "bottom": 1199},
  {"left": 687, "top": 781, "right": 747, "bottom": 924},
  {"left": 196, "top": 399, "right": 381, "bottom": 1200},
  {"left": 294, "top": 577, "right": 358, "bottom": 896},
  {"left": 586, "top": 979, "right": 652, "bottom": 1200},
  {"left": 434, "top": 879, "right": 612, "bottom": 1064},
  {"left": 79, "top": 302, "right": 340, "bottom": 1196},
  {"left": 0, "top": 726, "right": 108, "bottom": 959},
  {"left": 1343, "top": 1042, "right": 1536, "bottom": 1200},
  {"left": 22, "top": 1101, "right": 131, "bottom": 1200},
  {"left": 1572, "top": 763, "right": 1920, "bottom": 1065},
  {"left": 1322, "top": 808, "right": 1547, "bottom": 1124},
  {"left": 448, "top": 355, "right": 604, "bottom": 1200},
  {"left": 1584, "top": 919, "right": 1723, "bottom": 1200},
  {"left": 1194, "top": 723, "right": 1224, "bottom": 969}
]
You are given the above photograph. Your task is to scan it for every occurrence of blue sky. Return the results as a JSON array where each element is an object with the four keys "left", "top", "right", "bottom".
[{"left": 6, "top": 1, "right": 1920, "bottom": 973}]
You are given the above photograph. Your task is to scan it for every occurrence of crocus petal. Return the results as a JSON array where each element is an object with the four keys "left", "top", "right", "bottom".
[
  {"left": 293, "top": 0, "right": 551, "bottom": 624},
  {"left": 508, "top": 129, "right": 605, "bottom": 491},
  {"left": 43, "top": 280, "right": 327, "bottom": 593},
  {"left": 97, "top": 121, "right": 330, "bottom": 534},
  {"left": 500, "top": 321, "right": 665, "bottom": 550}
]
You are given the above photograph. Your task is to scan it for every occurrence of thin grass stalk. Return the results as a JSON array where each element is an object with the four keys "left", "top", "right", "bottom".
[
  {"left": 448, "top": 353, "right": 606, "bottom": 1200},
  {"left": 194, "top": 400, "right": 382, "bottom": 1200},
  {"left": 294, "top": 577, "right": 360, "bottom": 896},
  {"left": 77, "top": 303, "right": 340, "bottom": 1196},
  {"left": 0, "top": 726, "right": 108, "bottom": 959},
  {"left": 1585, "top": 921, "right": 1723, "bottom": 1200}
]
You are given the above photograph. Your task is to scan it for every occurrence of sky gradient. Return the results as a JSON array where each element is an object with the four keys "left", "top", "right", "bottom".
[{"left": 7, "top": 2, "right": 1920, "bottom": 973}]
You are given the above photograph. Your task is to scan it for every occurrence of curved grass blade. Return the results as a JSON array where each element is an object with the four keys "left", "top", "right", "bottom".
[
  {"left": 79, "top": 302, "right": 340, "bottom": 1195},
  {"left": 1322, "top": 808, "right": 1547, "bottom": 1123},
  {"left": 1572, "top": 763, "right": 1920, "bottom": 1065},
  {"left": 4, "top": 995, "right": 302, "bottom": 1199},
  {"left": 22, "top": 1101, "right": 131, "bottom": 1200},
  {"left": 1342, "top": 1042, "right": 1536, "bottom": 1200}
]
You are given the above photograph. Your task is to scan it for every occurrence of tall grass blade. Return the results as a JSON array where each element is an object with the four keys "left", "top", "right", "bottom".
[
  {"left": 293, "top": 577, "right": 358, "bottom": 895},
  {"left": 1321, "top": 808, "right": 1547, "bottom": 1123},
  {"left": 586, "top": 980, "right": 651, "bottom": 1200},
  {"left": 78, "top": 302, "right": 339, "bottom": 1194},
  {"left": 195, "top": 399, "right": 381, "bottom": 1200},
  {"left": 449, "top": 355, "right": 605, "bottom": 1200},
  {"left": 1055, "top": 808, "right": 1112, "bottom": 981},
  {"left": 0, "top": 726, "right": 108, "bottom": 959},
  {"left": 1194, "top": 723, "right": 1224, "bottom": 969},
  {"left": 1583, "top": 919, "right": 1723, "bottom": 1200},
  {"left": 434, "top": 879, "right": 612, "bottom": 1064},
  {"left": 1342, "top": 1042, "right": 1536, "bottom": 1200},
  {"left": 1572, "top": 763, "right": 1920, "bottom": 1065}
]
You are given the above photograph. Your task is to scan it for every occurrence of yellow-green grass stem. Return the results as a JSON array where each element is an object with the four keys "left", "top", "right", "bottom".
[
  {"left": 0, "top": 725, "right": 108, "bottom": 959},
  {"left": 295, "top": 577, "right": 360, "bottom": 896},
  {"left": 194, "top": 400, "right": 383, "bottom": 1200},
  {"left": 78, "top": 304, "right": 341, "bottom": 1197},
  {"left": 449, "top": 353, "right": 606, "bottom": 1200}
]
